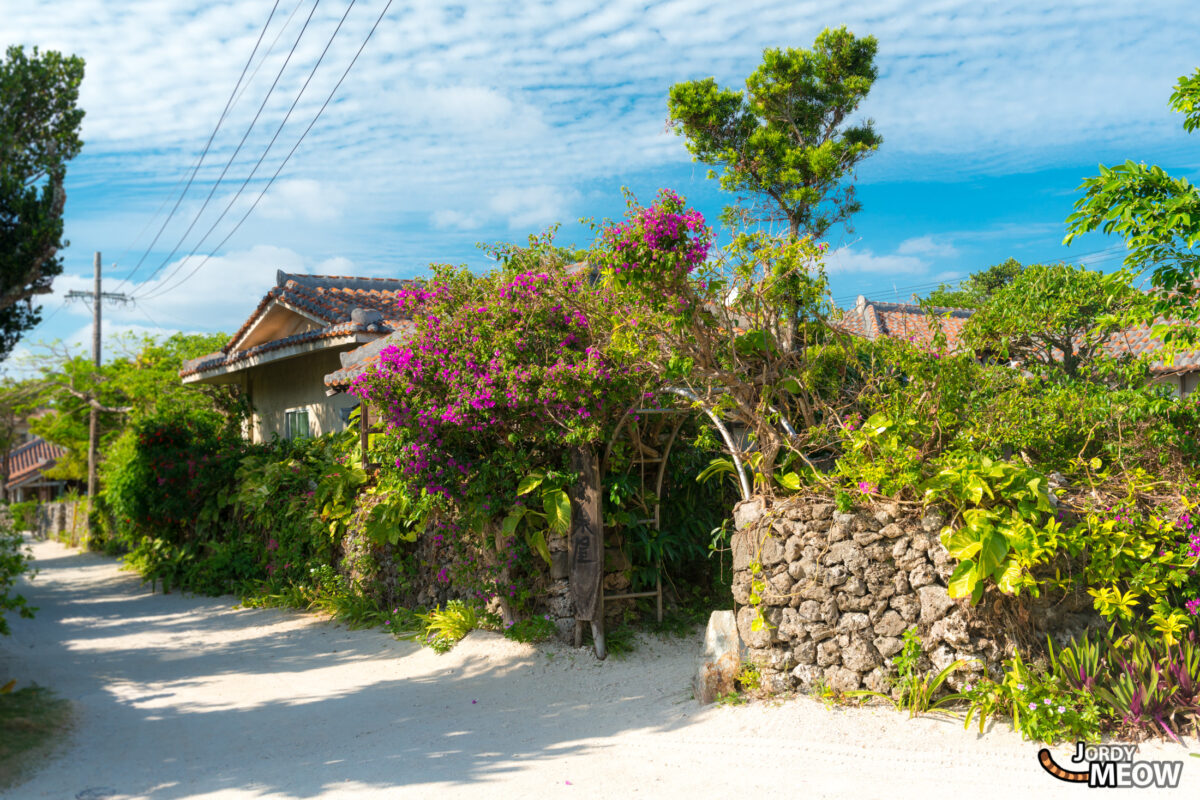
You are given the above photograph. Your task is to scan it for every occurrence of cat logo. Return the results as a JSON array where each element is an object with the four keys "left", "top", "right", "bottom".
[{"left": 1038, "top": 743, "right": 1184, "bottom": 789}]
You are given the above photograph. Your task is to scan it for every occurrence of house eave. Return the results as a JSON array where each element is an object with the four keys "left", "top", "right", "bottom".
[
  {"left": 228, "top": 298, "right": 329, "bottom": 354},
  {"left": 183, "top": 333, "right": 376, "bottom": 385}
]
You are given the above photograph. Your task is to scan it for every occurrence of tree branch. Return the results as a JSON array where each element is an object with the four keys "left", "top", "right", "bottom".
[{"left": 55, "top": 383, "right": 132, "bottom": 414}]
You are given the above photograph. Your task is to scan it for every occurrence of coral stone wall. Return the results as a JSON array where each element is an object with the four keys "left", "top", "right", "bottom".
[
  {"left": 36, "top": 501, "right": 89, "bottom": 546},
  {"left": 730, "top": 497, "right": 1015, "bottom": 695},
  {"left": 338, "top": 509, "right": 630, "bottom": 641}
]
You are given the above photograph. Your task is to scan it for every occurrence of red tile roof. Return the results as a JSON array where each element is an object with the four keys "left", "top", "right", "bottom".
[
  {"left": 1102, "top": 320, "right": 1200, "bottom": 374},
  {"left": 833, "top": 296, "right": 1200, "bottom": 374},
  {"left": 323, "top": 325, "right": 416, "bottom": 389},
  {"left": 180, "top": 271, "right": 419, "bottom": 379},
  {"left": 833, "top": 297, "right": 973, "bottom": 352},
  {"left": 5, "top": 436, "right": 65, "bottom": 488}
]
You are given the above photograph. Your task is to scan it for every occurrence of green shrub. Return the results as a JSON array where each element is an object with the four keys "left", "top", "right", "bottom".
[
  {"left": 503, "top": 614, "right": 556, "bottom": 643},
  {"left": 0, "top": 514, "right": 34, "bottom": 635},
  {"left": 964, "top": 650, "right": 1103, "bottom": 743},
  {"left": 7, "top": 502, "right": 38, "bottom": 533},
  {"left": 102, "top": 406, "right": 246, "bottom": 552},
  {"left": 406, "top": 601, "right": 481, "bottom": 653}
]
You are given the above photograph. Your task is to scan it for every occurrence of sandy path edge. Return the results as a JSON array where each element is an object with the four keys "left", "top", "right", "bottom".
[{"left": 1, "top": 537, "right": 1196, "bottom": 799}]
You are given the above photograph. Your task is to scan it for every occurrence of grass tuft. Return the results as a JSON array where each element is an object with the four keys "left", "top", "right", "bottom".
[{"left": 0, "top": 683, "right": 73, "bottom": 791}]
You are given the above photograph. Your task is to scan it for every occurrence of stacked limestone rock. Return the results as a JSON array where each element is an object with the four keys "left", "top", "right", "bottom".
[{"left": 729, "top": 496, "right": 1010, "bottom": 695}]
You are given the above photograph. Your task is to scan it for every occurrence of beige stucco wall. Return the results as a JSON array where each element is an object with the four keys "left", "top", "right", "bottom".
[{"left": 245, "top": 348, "right": 360, "bottom": 443}]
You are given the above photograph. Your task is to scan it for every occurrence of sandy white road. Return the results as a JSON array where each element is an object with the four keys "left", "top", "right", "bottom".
[{"left": 1, "top": 537, "right": 1196, "bottom": 799}]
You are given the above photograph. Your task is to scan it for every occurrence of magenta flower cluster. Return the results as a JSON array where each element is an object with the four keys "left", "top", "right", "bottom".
[
  {"left": 350, "top": 269, "right": 627, "bottom": 498},
  {"left": 597, "top": 188, "right": 712, "bottom": 290}
]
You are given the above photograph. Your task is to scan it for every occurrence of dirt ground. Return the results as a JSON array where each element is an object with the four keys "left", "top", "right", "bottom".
[{"left": 1, "top": 537, "right": 1196, "bottom": 799}]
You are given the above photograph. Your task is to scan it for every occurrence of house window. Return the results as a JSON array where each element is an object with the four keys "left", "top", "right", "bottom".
[{"left": 285, "top": 409, "right": 311, "bottom": 440}]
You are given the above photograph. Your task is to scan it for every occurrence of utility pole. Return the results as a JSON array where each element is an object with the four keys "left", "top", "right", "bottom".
[{"left": 65, "top": 253, "right": 131, "bottom": 511}]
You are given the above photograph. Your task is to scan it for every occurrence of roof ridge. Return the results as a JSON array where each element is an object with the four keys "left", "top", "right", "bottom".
[
  {"left": 277, "top": 270, "right": 417, "bottom": 290},
  {"left": 857, "top": 297, "right": 976, "bottom": 316}
]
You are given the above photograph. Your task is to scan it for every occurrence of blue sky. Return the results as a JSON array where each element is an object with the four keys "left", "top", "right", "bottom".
[{"left": 5, "top": 0, "right": 1200, "bottom": 363}]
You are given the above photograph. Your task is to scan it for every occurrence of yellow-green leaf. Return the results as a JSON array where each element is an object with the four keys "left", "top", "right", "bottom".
[
  {"left": 526, "top": 529, "right": 552, "bottom": 566},
  {"left": 517, "top": 473, "right": 545, "bottom": 496},
  {"left": 945, "top": 528, "right": 983, "bottom": 560},
  {"left": 977, "top": 531, "right": 1009, "bottom": 577},
  {"left": 996, "top": 558, "right": 1024, "bottom": 594},
  {"left": 777, "top": 471, "right": 801, "bottom": 491},
  {"left": 501, "top": 509, "right": 526, "bottom": 537},
  {"left": 545, "top": 489, "right": 572, "bottom": 535},
  {"left": 947, "top": 561, "right": 978, "bottom": 599}
]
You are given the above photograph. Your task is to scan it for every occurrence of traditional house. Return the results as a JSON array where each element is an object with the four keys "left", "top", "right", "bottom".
[
  {"left": 835, "top": 295, "right": 1200, "bottom": 397},
  {"left": 4, "top": 435, "right": 68, "bottom": 502},
  {"left": 180, "top": 271, "right": 416, "bottom": 442}
]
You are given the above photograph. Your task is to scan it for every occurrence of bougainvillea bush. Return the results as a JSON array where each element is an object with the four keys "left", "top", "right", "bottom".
[
  {"left": 351, "top": 262, "right": 643, "bottom": 501},
  {"left": 349, "top": 245, "right": 655, "bottom": 617}
]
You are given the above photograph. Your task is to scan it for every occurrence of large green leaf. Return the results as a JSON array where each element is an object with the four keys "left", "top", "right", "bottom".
[
  {"left": 947, "top": 560, "right": 978, "bottom": 599},
  {"left": 944, "top": 527, "right": 983, "bottom": 560},
  {"left": 962, "top": 507, "right": 995, "bottom": 532},
  {"left": 526, "top": 529, "right": 552, "bottom": 566},
  {"left": 516, "top": 472, "right": 545, "bottom": 496},
  {"left": 501, "top": 508, "right": 526, "bottom": 537},
  {"left": 545, "top": 489, "right": 572, "bottom": 535},
  {"left": 977, "top": 530, "right": 1010, "bottom": 578},
  {"left": 777, "top": 471, "right": 801, "bottom": 491},
  {"left": 996, "top": 558, "right": 1025, "bottom": 594}
]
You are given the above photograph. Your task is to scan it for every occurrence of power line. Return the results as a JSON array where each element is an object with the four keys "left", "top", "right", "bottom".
[
  {"left": 232, "top": 0, "right": 307, "bottom": 112},
  {"left": 32, "top": 299, "right": 68, "bottom": 331},
  {"left": 113, "top": 0, "right": 284, "bottom": 293},
  {"left": 132, "top": 300, "right": 164, "bottom": 331},
  {"left": 126, "top": 0, "right": 321, "bottom": 292},
  {"left": 139, "top": 0, "right": 395, "bottom": 302},
  {"left": 113, "top": 1, "right": 300, "bottom": 277},
  {"left": 132, "top": 0, "right": 360, "bottom": 298}
]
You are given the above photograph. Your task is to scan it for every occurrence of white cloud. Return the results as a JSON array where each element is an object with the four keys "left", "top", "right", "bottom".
[
  {"left": 33, "top": 245, "right": 313, "bottom": 339},
  {"left": 431, "top": 210, "right": 483, "bottom": 231},
  {"left": 316, "top": 255, "right": 355, "bottom": 274},
  {"left": 488, "top": 185, "right": 577, "bottom": 230},
  {"left": 254, "top": 179, "right": 344, "bottom": 223},
  {"left": 895, "top": 235, "right": 957, "bottom": 259},
  {"left": 827, "top": 245, "right": 927, "bottom": 276}
]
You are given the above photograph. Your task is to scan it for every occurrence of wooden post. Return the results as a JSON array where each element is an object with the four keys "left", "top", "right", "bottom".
[{"left": 568, "top": 446, "right": 605, "bottom": 658}]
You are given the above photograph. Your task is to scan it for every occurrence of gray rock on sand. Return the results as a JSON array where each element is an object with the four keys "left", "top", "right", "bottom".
[{"left": 694, "top": 610, "right": 743, "bottom": 704}]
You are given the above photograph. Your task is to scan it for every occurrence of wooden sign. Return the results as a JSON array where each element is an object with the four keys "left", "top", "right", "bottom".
[{"left": 568, "top": 446, "right": 603, "bottom": 622}]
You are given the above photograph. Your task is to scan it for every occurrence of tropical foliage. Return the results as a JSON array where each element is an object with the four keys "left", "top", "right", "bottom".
[
  {"left": 0, "top": 45, "right": 85, "bottom": 360},
  {"left": 0, "top": 509, "right": 33, "bottom": 636}
]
